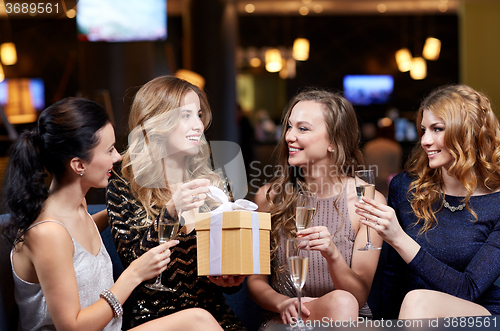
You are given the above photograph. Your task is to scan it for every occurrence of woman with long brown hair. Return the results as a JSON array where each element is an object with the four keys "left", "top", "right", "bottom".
[
  {"left": 106, "top": 76, "right": 245, "bottom": 329},
  {"left": 247, "top": 88, "right": 385, "bottom": 328},
  {"left": 356, "top": 84, "right": 500, "bottom": 319}
]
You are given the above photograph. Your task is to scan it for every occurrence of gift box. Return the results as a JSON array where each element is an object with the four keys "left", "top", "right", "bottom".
[{"left": 195, "top": 209, "right": 271, "bottom": 276}]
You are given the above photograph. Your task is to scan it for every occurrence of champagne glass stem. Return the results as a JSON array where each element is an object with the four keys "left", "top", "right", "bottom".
[
  {"left": 152, "top": 273, "right": 162, "bottom": 287},
  {"left": 297, "top": 287, "right": 303, "bottom": 322},
  {"left": 366, "top": 225, "right": 372, "bottom": 246}
]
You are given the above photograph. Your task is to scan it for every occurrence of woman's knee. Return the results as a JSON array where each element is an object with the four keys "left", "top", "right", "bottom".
[
  {"left": 186, "top": 308, "right": 220, "bottom": 326},
  {"left": 399, "top": 289, "right": 432, "bottom": 319},
  {"left": 322, "top": 290, "right": 359, "bottom": 316}
]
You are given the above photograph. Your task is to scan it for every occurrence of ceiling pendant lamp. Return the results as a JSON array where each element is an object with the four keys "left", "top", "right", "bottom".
[
  {"left": 410, "top": 57, "right": 427, "bottom": 80},
  {"left": 422, "top": 37, "right": 441, "bottom": 61},
  {"left": 395, "top": 48, "right": 412, "bottom": 72},
  {"left": 292, "top": 38, "right": 309, "bottom": 61},
  {"left": 265, "top": 48, "right": 282, "bottom": 73},
  {"left": 175, "top": 69, "right": 205, "bottom": 89},
  {"left": 0, "top": 42, "right": 17, "bottom": 65}
]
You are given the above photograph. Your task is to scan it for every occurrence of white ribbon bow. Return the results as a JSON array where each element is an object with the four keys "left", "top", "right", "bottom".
[{"left": 207, "top": 186, "right": 258, "bottom": 212}]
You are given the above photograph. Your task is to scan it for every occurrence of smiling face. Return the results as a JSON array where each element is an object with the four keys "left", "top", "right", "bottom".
[
  {"left": 285, "top": 100, "right": 333, "bottom": 169},
  {"left": 84, "top": 122, "right": 122, "bottom": 188},
  {"left": 420, "top": 109, "right": 454, "bottom": 170},
  {"left": 165, "top": 90, "right": 204, "bottom": 160}
]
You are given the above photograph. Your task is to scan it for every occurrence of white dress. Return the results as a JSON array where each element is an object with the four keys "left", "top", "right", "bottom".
[{"left": 11, "top": 220, "right": 121, "bottom": 331}]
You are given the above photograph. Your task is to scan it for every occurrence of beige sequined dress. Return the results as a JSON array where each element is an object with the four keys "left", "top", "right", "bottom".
[{"left": 262, "top": 184, "right": 371, "bottom": 329}]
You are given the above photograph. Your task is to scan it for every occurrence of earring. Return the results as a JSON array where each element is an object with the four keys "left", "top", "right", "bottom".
[
  {"left": 328, "top": 148, "right": 334, "bottom": 153},
  {"left": 80, "top": 172, "right": 84, "bottom": 176}
]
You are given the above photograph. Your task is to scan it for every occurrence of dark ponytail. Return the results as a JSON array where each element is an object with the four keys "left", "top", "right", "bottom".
[{"left": 3, "top": 97, "right": 110, "bottom": 244}]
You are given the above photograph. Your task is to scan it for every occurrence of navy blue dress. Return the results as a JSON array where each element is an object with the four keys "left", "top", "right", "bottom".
[{"left": 380, "top": 172, "right": 500, "bottom": 318}]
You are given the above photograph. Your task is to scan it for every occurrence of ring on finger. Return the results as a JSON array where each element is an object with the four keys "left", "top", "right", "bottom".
[
  {"left": 318, "top": 232, "right": 321, "bottom": 239},
  {"left": 192, "top": 194, "right": 200, "bottom": 202}
]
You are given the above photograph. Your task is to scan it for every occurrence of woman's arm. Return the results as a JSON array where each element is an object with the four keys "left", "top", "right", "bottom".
[
  {"left": 247, "top": 185, "right": 310, "bottom": 323},
  {"left": 300, "top": 183, "right": 386, "bottom": 308},
  {"left": 91, "top": 209, "right": 108, "bottom": 233},
  {"left": 407, "top": 224, "right": 500, "bottom": 301},
  {"left": 27, "top": 221, "right": 175, "bottom": 331},
  {"left": 355, "top": 180, "right": 500, "bottom": 302}
]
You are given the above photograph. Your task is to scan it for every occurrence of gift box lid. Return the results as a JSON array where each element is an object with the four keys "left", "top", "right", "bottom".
[{"left": 195, "top": 211, "right": 271, "bottom": 231}]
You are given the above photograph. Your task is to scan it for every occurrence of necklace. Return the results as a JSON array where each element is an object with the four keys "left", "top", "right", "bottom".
[{"left": 443, "top": 199, "right": 465, "bottom": 212}]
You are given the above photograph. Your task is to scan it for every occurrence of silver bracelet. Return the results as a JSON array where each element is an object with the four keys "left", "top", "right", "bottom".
[{"left": 99, "top": 289, "right": 123, "bottom": 318}]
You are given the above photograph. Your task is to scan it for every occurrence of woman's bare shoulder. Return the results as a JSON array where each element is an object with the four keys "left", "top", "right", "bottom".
[{"left": 254, "top": 184, "right": 274, "bottom": 212}]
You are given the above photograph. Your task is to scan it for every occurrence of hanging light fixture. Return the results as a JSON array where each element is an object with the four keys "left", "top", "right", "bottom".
[
  {"left": 292, "top": 38, "right": 309, "bottom": 61},
  {"left": 395, "top": 48, "right": 412, "bottom": 72},
  {"left": 422, "top": 37, "right": 441, "bottom": 60},
  {"left": 175, "top": 69, "right": 205, "bottom": 89},
  {"left": 265, "top": 48, "right": 282, "bottom": 72},
  {"left": 0, "top": 42, "right": 17, "bottom": 65},
  {"left": 0, "top": 63, "right": 4, "bottom": 82},
  {"left": 410, "top": 57, "right": 427, "bottom": 80}
]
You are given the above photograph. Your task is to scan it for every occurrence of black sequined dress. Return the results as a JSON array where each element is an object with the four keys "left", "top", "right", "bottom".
[{"left": 106, "top": 171, "right": 245, "bottom": 330}]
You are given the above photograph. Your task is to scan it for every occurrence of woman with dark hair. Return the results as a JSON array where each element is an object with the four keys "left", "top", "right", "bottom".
[
  {"left": 356, "top": 84, "right": 500, "bottom": 318},
  {"left": 106, "top": 76, "right": 245, "bottom": 329},
  {"left": 247, "top": 88, "right": 386, "bottom": 329},
  {"left": 4, "top": 97, "right": 223, "bottom": 331}
]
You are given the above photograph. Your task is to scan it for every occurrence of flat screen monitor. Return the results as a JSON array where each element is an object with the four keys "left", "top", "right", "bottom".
[
  {"left": 343, "top": 75, "right": 394, "bottom": 106},
  {"left": 77, "top": 0, "right": 167, "bottom": 42}
]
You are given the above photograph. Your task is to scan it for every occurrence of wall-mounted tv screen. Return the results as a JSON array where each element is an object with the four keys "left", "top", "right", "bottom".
[
  {"left": 77, "top": 0, "right": 167, "bottom": 42},
  {"left": 343, "top": 75, "right": 394, "bottom": 106}
]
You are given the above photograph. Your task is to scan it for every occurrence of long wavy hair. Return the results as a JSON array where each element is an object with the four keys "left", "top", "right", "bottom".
[
  {"left": 121, "top": 76, "right": 222, "bottom": 222},
  {"left": 406, "top": 84, "right": 500, "bottom": 234},
  {"left": 266, "top": 88, "right": 364, "bottom": 266},
  {"left": 3, "top": 98, "right": 110, "bottom": 244}
]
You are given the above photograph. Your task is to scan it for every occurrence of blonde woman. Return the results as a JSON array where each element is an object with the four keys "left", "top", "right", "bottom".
[
  {"left": 247, "top": 89, "right": 385, "bottom": 328},
  {"left": 106, "top": 76, "right": 245, "bottom": 329},
  {"left": 356, "top": 84, "right": 500, "bottom": 319}
]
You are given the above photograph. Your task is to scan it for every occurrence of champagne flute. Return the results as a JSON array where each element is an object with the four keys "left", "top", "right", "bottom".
[
  {"left": 295, "top": 191, "right": 318, "bottom": 232},
  {"left": 286, "top": 238, "right": 311, "bottom": 330},
  {"left": 355, "top": 170, "right": 381, "bottom": 251},
  {"left": 145, "top": 207, "right": 180, "bottom": 291}
]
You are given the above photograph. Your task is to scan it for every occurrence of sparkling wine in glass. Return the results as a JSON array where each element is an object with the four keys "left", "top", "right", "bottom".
[
  {"left": 355, "top": 170, "right": 381, "bottom": 251},
  {"left": 145, "top": 207, "right": 180, "bottom": 291},
  {"left": 295, "top": 191, "right": 317, "bottom": 232},
  {"left": 286, "top": 238, "right": 311, "bottom": 330}
]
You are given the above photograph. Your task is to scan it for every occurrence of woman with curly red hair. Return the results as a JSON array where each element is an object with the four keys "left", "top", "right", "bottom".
[{"left": 356, "top": 84, "right": 500, "bottom": 319}]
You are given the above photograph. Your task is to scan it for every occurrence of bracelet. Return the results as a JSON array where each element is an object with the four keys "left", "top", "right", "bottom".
[{"left": 99, "top": 289, "right": 123, "bottom": 318}]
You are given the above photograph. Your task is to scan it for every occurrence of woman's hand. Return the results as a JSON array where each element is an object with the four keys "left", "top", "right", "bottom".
[
  {"left": 355, "top": 197, "right": 421, "bottom": 263},
  {"left": 166, "top": 178, "right": 210, "bottom": 219},
  {"left": 298, "top": 226, "right": 337, "bottom": 261},
  {"left": 354, "top": 197, "right": 404, "bottom": 246},
  {"left": 128, "top": 240, "right": 179, "bottom": 282},
  {"left": 277, "top": 297, "right": 312, "bottom": 324},
  {"left": 207, "top": 275, "right": 245, "bottom": 287}
]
